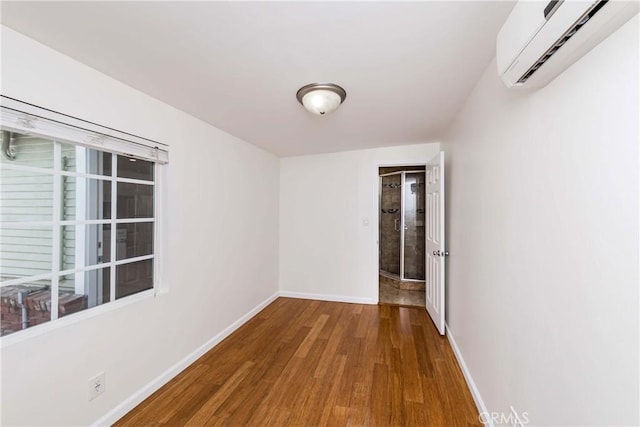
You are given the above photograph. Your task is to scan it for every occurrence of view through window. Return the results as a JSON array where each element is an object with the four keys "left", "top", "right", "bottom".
[{"left": 0, "top": 131, "right": 156, "bottom": 337}]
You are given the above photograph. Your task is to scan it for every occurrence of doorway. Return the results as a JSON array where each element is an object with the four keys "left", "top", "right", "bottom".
[{"left": 378, "top": 166, "right": 426, "bottom": 308}]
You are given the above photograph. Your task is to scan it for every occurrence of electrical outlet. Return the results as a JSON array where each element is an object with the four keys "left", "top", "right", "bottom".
[{"left": 88, "top": 372, "right": 106, "bottom": 401}]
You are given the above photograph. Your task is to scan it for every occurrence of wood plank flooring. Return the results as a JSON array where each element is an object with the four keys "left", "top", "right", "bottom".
[{"left": 115, "top": 298, "right": 480, "bottom": 427}]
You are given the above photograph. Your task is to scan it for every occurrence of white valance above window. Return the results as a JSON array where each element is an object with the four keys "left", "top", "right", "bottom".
[{"left": 0, "top": 96, "right": 169, "bottom": 164}]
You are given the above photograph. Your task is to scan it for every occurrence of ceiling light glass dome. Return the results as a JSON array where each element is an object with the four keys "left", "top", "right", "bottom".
[{"left": 296, "top": 83, "right": 347, "bottom": 116}]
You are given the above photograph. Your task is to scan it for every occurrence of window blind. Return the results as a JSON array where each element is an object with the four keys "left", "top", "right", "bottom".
[{"left": 0, "top": 96, "right": 168, "bottom": 164}]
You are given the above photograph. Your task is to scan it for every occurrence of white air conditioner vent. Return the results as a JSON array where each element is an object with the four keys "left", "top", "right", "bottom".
[{"left": 497, "top": 0, "right": 638, "bottom": 88}]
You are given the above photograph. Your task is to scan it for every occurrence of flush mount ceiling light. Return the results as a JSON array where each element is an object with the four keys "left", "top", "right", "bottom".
[{"left": 296, "top": 83, "right": 347, "bottom": 116}]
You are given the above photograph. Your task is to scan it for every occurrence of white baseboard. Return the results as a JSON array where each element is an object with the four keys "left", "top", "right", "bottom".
[
  {"left": 445, "top": 323, "right": 492, "bottom": 427},
  {"left": 279, "top": 290, "right": 377, "bottom": 305},
  {"left": 93, "top": 291, "right": 280, "bottom": 426}
]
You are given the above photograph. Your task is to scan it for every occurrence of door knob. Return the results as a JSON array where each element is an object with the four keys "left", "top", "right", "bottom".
[{"left": 442, "top": 251, "right": 449, "bottom": 256}]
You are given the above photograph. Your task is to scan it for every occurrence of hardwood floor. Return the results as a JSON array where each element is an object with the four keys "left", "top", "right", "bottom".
[{"left": 115, "top": 298, "right": 480, "bottom": 427}]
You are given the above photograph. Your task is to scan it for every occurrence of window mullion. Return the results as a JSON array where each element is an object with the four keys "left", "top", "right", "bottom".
[
  {"left": 75, "top": 146, "right": 87, "bottom": 295},
  {"left": 110, "top": 155, "right": 117, "bottom": 303},
  {"left": 50, "top": 142, "right": 61, "bottom": 321}
]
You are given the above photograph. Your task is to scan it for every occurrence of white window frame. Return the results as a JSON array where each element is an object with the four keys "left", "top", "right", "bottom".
[{"left": 0, "top": 97, "right": 168, "bottom": 347}]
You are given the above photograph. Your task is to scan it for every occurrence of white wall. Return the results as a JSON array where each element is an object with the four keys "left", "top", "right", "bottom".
[
  {"left": 443, "top": 15, "right": 639, "bottom": 426},
  {"left": 0, "top": 27, "right": 280, "bottom": 426},
  {"left": 279, "top": 143, "right": 439, "bottom": 302}
]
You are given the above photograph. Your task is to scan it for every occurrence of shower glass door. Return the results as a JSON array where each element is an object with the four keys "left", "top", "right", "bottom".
[
  {"left": 379, "top": 170, "right": 426, "bottom": 281},
  {"left": 379, "top": 174, "right": 401, "bottom": 276},
  {"left": 403, "top": 172, "right": 425, "bottom": 280}
]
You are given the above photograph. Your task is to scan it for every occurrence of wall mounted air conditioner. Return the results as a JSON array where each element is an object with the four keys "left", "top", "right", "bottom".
[{"left": 497, "top": 0, "right": 638, "bottom": 88}]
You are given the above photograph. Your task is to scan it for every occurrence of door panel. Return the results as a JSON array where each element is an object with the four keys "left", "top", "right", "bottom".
[{"left": 425, "top": 152, "right": 445, "bottom": 335}]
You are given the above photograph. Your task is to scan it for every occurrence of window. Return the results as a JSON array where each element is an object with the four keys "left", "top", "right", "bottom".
[{"left": 0, "top": 97, "right": 168, "bottom": 337}]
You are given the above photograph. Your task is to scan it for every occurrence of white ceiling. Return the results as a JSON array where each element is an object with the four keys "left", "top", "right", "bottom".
[{"left": 1, "top": 1, "right": 514, "bottom": 157}]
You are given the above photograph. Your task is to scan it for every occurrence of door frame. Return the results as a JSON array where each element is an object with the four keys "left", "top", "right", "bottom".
[{"left": 372, "top": 159, "right": 430, "bottom": 303}]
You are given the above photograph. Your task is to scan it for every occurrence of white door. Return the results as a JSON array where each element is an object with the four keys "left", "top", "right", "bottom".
[{"left": 425, "top": 152, "right": 446, "bottom": 335}]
